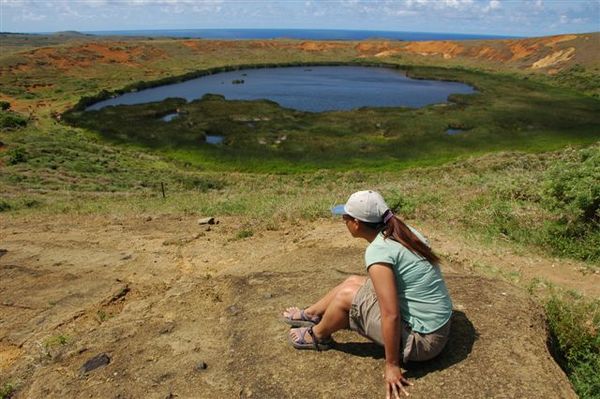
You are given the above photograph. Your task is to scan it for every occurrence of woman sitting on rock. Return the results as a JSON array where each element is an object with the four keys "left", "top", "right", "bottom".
[{"left": 282, "top": 190, "right": 453, "bottom": 398}]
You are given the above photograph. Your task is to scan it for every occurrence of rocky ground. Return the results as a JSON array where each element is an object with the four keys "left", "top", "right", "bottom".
[{"left": 2, "top": 213, "right": 595, "bottom": 398}]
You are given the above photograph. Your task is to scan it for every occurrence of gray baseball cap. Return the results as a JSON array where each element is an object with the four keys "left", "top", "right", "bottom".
[{"left": 331, "top": 190, "right": 390, "bottom": 223}]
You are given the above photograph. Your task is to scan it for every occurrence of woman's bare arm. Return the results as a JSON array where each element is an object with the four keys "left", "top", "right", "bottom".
[{"left": 369, "top": 263, "right": 412, "bottom": 398}]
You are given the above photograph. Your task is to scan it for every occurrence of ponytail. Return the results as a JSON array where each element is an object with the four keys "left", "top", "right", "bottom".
[{"left": 376, "top": 210, "right": 441, "bottom": 265}]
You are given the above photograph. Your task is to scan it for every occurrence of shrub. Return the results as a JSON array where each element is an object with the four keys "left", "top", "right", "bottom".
[
  {"left": 0, "top": 101, "right": 10, "bottom": 111},
  {"left": 44, "top": 334, "right": 70, "bottom": 349},
  {"left": 545, "top": 292, "right": 600, "bottom": 398},
  {"left": 543, "top": 146, "right": 600, "bottom": 261},
  {"left": 544, "top": 147, "right": 600, "bottom": 225},
  {"left": 0, "top": 382, "right": 15, "bottom": 399},
  {"left": 7, "top": 148, "right": 27, "bottom": 165},
  {"left": 236, "top": 229, "right": 254, "bottom": 239},
  {"left": 0, "top": 111, "right": 27, "bottom": 129},
  {"left": 0, "top": 199, "right": 12, "bottom": 212}
]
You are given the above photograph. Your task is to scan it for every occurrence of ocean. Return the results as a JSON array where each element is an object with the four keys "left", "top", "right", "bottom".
[{"left": 83, "top": 28, "right": 517, "bottom": 41}]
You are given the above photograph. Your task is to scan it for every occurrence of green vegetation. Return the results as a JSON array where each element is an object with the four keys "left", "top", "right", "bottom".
[
  {"left": 7, "top": 147, "right": 27, "bottom": 165},
  {"left": 545, "top": 291, "right": 599, "bottom": 399},
  {"left": 463, "top": 145, "right": 599, "bottom": 263},
  {"left": 43, "top": 334, "right": 70, "bottom": 349},
  {"left": 0, "top": 383, "right": 15, "bottom": 399},
  {"left": 96, "top": 310, "right": 109, "bottom": 323},
  {"left": 236, "top": 229, "right": 254, "bottom": 240},
  {"left": 543, "top": 147, "right": 600, "bottom": 261},
  {"left": 63, "top": 65, "right": 600, "bottom": 172},
  {"left": 0, "top": 110, "right": 27, "bottom": 130},
  {"left": 542, "top": 64, "right": 600, "bottom": 99},
  {"left": 0, "top": 121, "right": 224, "bottom": 205}
]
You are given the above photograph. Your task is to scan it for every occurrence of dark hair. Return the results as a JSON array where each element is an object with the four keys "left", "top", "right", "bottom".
[{"left": 363, "top": 211, "right": 440, "bottom": 265}]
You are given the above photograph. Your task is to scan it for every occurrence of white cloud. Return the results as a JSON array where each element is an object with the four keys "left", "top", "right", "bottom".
[
  {"left": 405, "top": 0, "right": 473, "bottom": 9},
  {"left": 21, "top": 9, "right": 46, "bottom": 21},
  {"left": 125, "top": 0, "right": 223, "bottom": 5},
  {"left": 482, "top": 0, "right": 501, "bottom": 13},
  {"left": 558, "top": 14, "right": 587, "bottom": 25},
  {"left": 441, "top": 0, "right": 474, "bottom": 8},
  {"left": 1, "top": 0, "right": 31, "bottom": 7}
]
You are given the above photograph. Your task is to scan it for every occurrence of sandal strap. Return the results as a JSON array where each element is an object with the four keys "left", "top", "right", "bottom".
[
  {"left": 300, "top": 309, "right": 321, "bottom": 324},
  {"left": 306, "top": 326, "right": 321, "bottom": 352}
]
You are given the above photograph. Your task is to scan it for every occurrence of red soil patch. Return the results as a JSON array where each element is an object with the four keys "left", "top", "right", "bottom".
[
  {"left": 299, "top": 41, "right": 348, "bottom": 52},
  {"left": 469, "top": 46, "right": 511, "bottom": 63},
  {"left": 508, "top": 41, "right": 543, "bottom": 61},
  {"left": 354, "top": 41, "right": 394, "bottom": 55},
  {"left": 368, "top": 34, "right": 585, "bottom": 68},
  {"left": 181, "top": 40, "right": 223, "bottom": 51},
  {"left": 402, "top": 41, "right": 465, "bottom": 59},
  {"left": 23, "top": 42, "right": 166, "bottom": 71},
  {"left": 181, "top": 39, "right": 349, "bottom": 54},
  {"left": 0, "top": 96, "right": 30, "bottom": 114},
  {"left": 541, "top": 34, "right": 578, "bottom": 46}
]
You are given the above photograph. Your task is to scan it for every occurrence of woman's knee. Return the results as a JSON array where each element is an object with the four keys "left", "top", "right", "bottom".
[
  {"left": 334, "top": 285, "right": 360, "bottom": 309},
  {"left": 343, "top": 275, "right": 366, "bottom": 287}
]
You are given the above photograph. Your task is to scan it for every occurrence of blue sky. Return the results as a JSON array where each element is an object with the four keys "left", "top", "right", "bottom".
[{"left": 1, "top": 0, "right": 598, "bottom": 37}]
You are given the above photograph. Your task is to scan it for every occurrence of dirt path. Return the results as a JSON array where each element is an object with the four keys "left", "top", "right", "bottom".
[{"left": 1, "top": 214, "right": 591, "bottom": 398}]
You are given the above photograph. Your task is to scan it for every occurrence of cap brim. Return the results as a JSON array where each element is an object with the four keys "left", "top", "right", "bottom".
[{"left": 331, "top": 204, "right": 347, "bottom": 216}]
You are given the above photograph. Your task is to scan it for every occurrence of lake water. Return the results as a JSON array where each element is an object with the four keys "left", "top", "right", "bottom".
[
  {"left": 206, "top": 135, "right": 225, "bottom": 144},
  {"left": 161, "top": 113, "right": 179, "bottom": 122},
  {"left": 87, "top": 66, "right": 475, "bottom": 112}
]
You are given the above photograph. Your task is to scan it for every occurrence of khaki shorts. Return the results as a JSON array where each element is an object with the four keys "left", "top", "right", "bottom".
[{"left": 349, "top": 279, "right": 451, "bottom": 363}]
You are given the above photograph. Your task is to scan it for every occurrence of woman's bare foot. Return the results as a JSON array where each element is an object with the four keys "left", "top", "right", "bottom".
[
  {"left": 281, "top": 307, "right": 321, "bottom": 327},
  {"left": 288, "top": 326, "right": 332, "bottom": 351}
]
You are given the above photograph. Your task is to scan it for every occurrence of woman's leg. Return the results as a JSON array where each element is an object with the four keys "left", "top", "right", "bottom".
[
  {"left": 289, "top": 275, "right": 366, "bottom": 342},
  {"left": 283, "top": 275, "right": 366, "bottom": 320}
]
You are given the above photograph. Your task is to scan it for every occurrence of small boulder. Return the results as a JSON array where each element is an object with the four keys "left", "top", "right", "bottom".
[
  {"left": 80, "top": 353, "right": 111, "bottom": 374},
  {"left": 159, "top": 322, "right": 175, "bottom": 335},
  {"left": 195, "top": 361, "right": 208, "bottom": 371}
]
